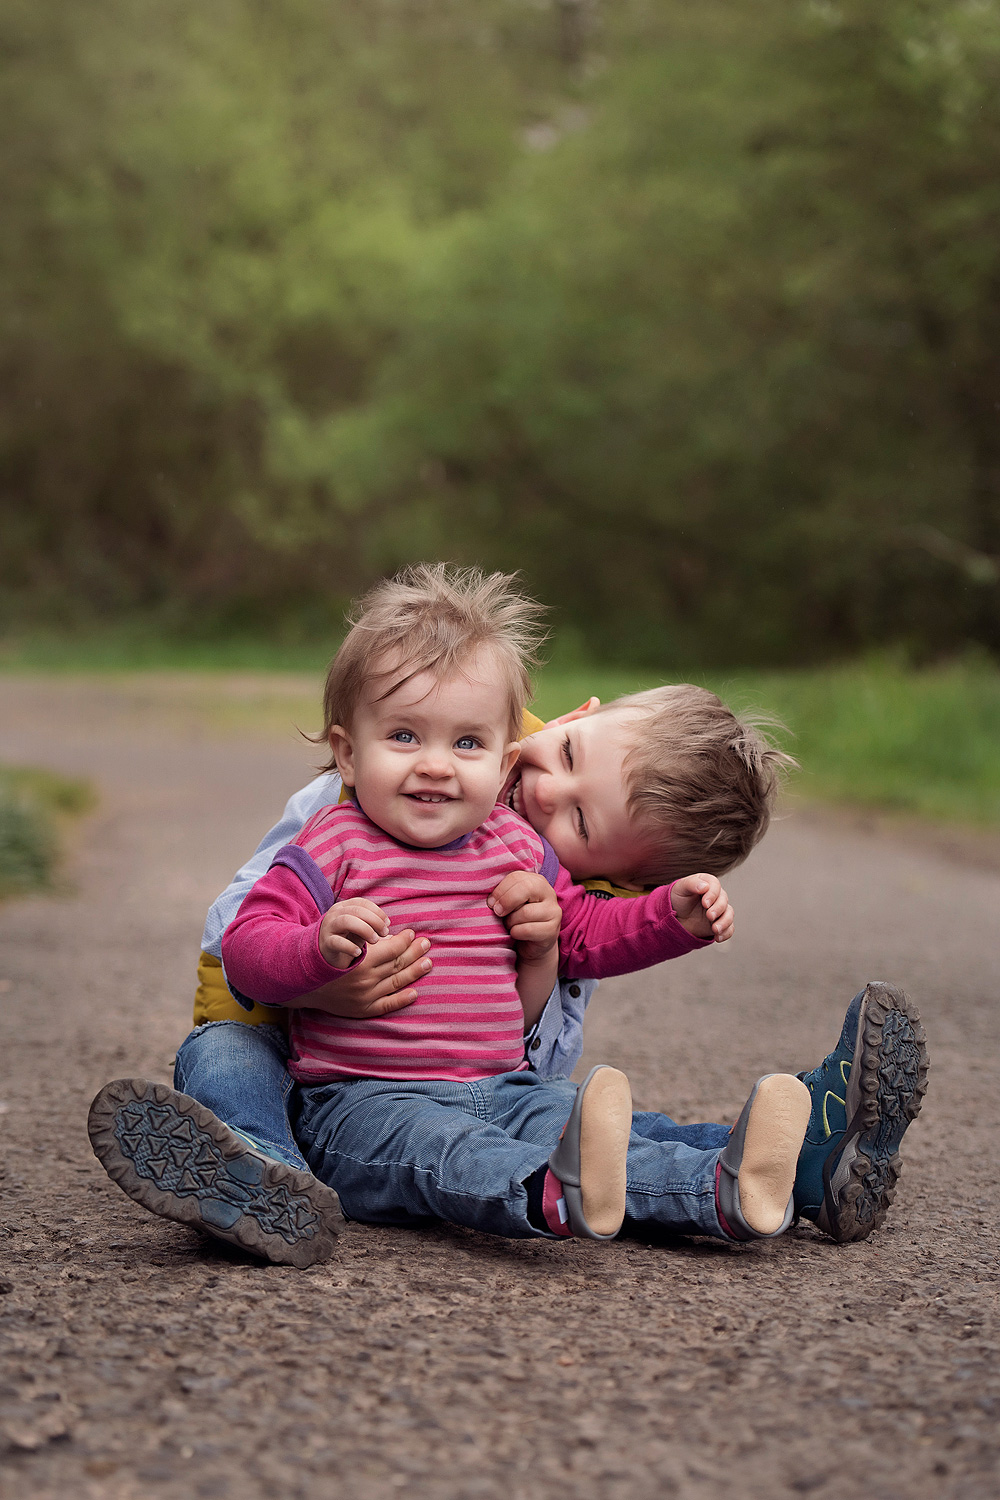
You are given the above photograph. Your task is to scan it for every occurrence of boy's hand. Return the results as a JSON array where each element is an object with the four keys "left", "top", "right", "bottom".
[
  {"left": 488, "top": 871, "right": 561, "bottom": 964},
  {"left": 669, "top": 875, "right": 734, "bottom": 944},
  {"left": 318, "top": 898, "right": 392, "bottom": 969},
  {"left": 305, "top": 926, "right": 431, "bottom": 1016}
]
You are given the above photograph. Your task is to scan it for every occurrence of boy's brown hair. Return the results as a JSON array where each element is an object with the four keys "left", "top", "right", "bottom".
[
  {"left": 602, "top": 685, "right": 796, "bottom": 885},
  {"left": 315, "top": 563, "right": 546, "bottom": 769}
]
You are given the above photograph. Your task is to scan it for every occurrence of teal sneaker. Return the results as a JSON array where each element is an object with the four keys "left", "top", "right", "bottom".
[{"left": 794, "top": 982, "right": 928, "bottom": 1243}]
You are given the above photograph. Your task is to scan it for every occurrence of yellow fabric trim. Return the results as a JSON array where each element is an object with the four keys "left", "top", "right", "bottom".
[
  {"left": 580, "top": 876, "right": 647, "bottom": 899},
  {"left": 193, "top": 952, "right": 288, "bottom": 1029}
]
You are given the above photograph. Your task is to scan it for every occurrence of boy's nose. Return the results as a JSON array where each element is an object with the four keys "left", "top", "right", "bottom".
[{"left": 531, "top": 772, "right": 559, "bottom": 815}]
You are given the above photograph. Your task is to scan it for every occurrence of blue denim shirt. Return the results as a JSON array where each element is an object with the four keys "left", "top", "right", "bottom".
[{"left": 200, "top": 773, "right": 595, "bottom": 1081}]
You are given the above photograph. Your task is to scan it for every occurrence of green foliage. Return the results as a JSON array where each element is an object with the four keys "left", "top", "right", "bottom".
[
  {"left": 0, "top": 799, "right": 53, "bottom": 898},
  {"left": 727, "top": 658, "right": 1000, "bottom": 824},
  {"left": 0, "top": 765, "right": 95, "bottom": 897},
  {"left": 2, "top": 0, "right": 1000, "bottom": 659}
]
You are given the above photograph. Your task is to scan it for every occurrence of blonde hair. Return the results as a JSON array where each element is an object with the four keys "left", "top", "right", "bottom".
[
  {"left": 315, "top": 564, "right": 546, "bottom": 766},
  {"left": 602, "top": 685, "right": 796, "bottom": 885}
]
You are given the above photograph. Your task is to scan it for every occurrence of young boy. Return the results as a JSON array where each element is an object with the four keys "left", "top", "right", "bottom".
[{"left": 89, "top": 568, "right": 928, "bottom": 1264}]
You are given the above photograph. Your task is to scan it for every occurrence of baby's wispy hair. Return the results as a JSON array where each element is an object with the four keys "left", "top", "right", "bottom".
[{"left": 314, "top": 563, "right": 546, "bottom": 766}]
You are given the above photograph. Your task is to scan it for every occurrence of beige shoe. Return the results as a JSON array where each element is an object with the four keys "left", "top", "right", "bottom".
[
  {"left": 548, "top": 1065, "right": 633, "bottom": 1239},
  {"left": 717, "top": 1074, "right": 811, "bottom": 1239}
]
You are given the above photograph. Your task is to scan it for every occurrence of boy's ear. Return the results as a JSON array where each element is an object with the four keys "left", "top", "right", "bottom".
[
  {"left": 328, "top": 725, "right": 356, "bottom": 787},
  {"left": 544, "top": 696, "right": 601, "bottom": 729}
]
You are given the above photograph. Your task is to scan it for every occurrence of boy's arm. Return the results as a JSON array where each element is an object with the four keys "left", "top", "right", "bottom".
[
  {"left": 523, "top": 976, "right": 595, "bottom": 1076},
  {"left": 201, "top": 772, "right": 342, "bottom": 960},
  {"left": 221, "top": 861, "right": 357, "bottom": 1007},
  {"left": 201, "top": 775, "right": 428, "bottom": 1020},
  {"left": 555, "top": 868, "right": 713, "bottom": 980}
]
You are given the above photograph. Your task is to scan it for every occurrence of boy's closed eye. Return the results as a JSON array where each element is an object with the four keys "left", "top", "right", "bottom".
[{"left": 561, "top": 736, "right": 589, "bottom": 841}]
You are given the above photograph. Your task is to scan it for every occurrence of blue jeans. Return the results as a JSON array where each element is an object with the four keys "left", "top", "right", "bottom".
[
  {"left": 174, "top": 1023, "right": 730, "bottom": 1239},
  {"left": 295, "top": 1070, "right": 729, "bottom": 1241},
  {"left": 173, "top": 1020, "right": 309, "bottom": 1172}
]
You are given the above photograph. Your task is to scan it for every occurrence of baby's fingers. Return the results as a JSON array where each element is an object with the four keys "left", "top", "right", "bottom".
[
  {"left": 342, "top": 917, "right": 387, "bottom": 949},
  {"left": 322, "top": 933, "right": 370, "bottom": 967},
  {"left": 339, "top": 898, "right": 391, "bottom": 938},
  {"left": 322, "top": 910, "right": 385, "bottom": 955},
  {"left": 489, "top": 872, "right": 539, "bottom": 918}
]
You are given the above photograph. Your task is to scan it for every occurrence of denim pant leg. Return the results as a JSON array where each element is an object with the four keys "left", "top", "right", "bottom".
[
  {"left": 173, "top": 1021, "right": 309, "bottom": 1172},
  {"left": 296, "top": 1073, "right": 578, "bottom": 1239},
  {"left": 630, "top": 1110, "right": 730, "bottom": 1151},
  {"left": 624, "top": 1113, "right": 729, "bottom": 1240}
]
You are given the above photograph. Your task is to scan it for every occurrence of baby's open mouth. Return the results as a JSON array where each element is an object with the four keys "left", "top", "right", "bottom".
[{"left": 406, "top": 793, "right": 454, "bottom": 804}]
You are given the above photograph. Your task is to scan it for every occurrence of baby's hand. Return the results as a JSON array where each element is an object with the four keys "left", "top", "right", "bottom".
[
  {"left": 318, "top": 898, "right": 391, "bottom": 969},
  {"left": 488, "top": 871, "right": 561, "bottom": 964},
  {"left": 669, "top": 874, "right": 734, "bottom": 944}
]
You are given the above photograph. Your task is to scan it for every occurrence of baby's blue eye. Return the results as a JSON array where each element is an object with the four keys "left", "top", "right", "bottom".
[
  {"left": 455, "top": 736, "right": 479, "bottom": 750},
  {"left": 391, "top": 731, "right": 415, "bottom": 744}
]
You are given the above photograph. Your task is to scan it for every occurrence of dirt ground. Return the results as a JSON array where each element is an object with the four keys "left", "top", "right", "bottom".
[{"left": 0, "top": 674, "right": 997, "bottom": 1500}]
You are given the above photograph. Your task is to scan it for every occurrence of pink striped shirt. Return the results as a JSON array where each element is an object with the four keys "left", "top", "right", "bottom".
[{"left": 225, "top": 802, "right": 551, "bottom": 1083}]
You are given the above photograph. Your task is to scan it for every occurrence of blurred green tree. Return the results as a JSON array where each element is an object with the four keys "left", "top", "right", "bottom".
[{"left": 2, "top": 0, "right": 999, "bottom": 660}]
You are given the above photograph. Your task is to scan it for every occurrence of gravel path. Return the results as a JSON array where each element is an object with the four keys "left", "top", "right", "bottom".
[{"left": 0, "top": 676, "right": 997, "bottom": 1500}]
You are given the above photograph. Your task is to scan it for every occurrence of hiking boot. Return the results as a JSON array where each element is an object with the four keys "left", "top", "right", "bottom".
[
  {"left": 795, "top": 982, "right": 929, "bottom": 1243},
  {"left": 88, "top": 1078, "right": 343, "bottom": 1268}
]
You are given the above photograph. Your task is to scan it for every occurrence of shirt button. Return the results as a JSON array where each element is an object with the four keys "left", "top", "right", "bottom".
[
  {"left": 530, "top": 1037, "right": 541, "bottom": 1051},
  {"left": 568, "top": 984, "right": 581, "bottom": 998}
]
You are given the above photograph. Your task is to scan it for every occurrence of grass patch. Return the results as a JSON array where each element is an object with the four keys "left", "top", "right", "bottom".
[
  {"left": 717, "top": 663, "right": 1000, "bottom": 826},
  {"left": 0, "top": 766, "right": 96, "bottom": 898}
]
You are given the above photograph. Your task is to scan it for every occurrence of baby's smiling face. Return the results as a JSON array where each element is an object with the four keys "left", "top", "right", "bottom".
[{"left": 330, "top": 649, "right": 520, "bottom": 848}]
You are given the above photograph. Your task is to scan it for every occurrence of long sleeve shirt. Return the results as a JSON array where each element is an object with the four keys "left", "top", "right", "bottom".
[{"left": 222, "top": 800, "right": 709, "bottom": 1085}]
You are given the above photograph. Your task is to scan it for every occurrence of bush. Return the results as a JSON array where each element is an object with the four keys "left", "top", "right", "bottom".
[{"left": 0, "top": 767, "right": 95, "bottom": 898}]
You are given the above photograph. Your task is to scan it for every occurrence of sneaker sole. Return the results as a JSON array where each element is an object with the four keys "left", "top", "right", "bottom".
[
  {"left": 88, "top": 1078, "right": 344, "bottom": 1268},
  {"left": 818, "top": 982, "right": 929, "bottom": 1243}
]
